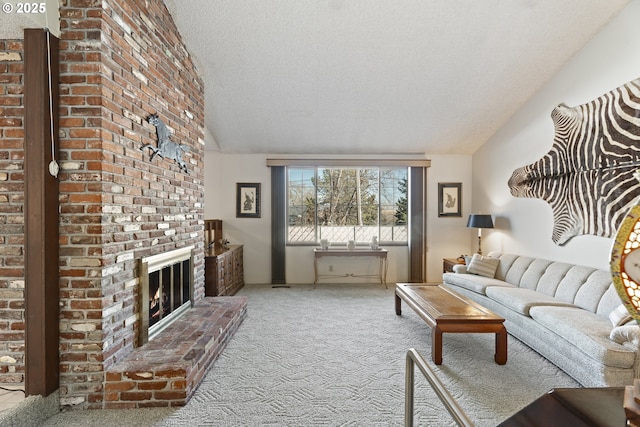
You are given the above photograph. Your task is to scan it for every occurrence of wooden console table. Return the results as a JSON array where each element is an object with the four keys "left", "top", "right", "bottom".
[{"left": 313, "top": 248, "right": 388, "bottom": 287}]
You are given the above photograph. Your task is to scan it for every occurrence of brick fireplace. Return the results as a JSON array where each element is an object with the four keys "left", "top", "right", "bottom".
[
  {"left": 0, "top": 0, "right": 248, "bottom": 410},
  {"left": 139, "top": 246, "right": 195, "bottom": 345}
]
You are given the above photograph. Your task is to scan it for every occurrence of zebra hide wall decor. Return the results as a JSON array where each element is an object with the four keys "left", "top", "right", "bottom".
[{"left": 508, "top": 77, "right": 640, "bottom": 245}]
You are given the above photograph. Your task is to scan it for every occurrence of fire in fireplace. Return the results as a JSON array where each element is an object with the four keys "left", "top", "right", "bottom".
[{"left": 139, "top": 246, "right": 194, "bottom": 344}]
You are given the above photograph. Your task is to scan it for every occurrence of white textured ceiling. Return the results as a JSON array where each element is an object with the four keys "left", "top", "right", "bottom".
[
  {"left": 2, "top": 1, "right": 630, "bottom": 155},
  {"left": 0, "top": 0, "right": 60, "bottom": 38},
  {"left": 164, "top": 0, "right": 629, "bottom": 155}
]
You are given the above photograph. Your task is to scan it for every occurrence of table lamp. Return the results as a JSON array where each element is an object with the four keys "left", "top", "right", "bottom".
[{"left": 467, "top": 214, "right": 493, "bottom": 255}]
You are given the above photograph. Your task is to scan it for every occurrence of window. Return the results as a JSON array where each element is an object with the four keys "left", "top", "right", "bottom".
[{"left": 287, "top": 166, "right": 408, "bottom": 244}]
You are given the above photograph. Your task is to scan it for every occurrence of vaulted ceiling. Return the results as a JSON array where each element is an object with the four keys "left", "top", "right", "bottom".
[
  {"left": 1, "top": 1, "right": 631, "bottom": 155},
  {"left": 164, "top": 0, "right": 629, "bottom": 155}
]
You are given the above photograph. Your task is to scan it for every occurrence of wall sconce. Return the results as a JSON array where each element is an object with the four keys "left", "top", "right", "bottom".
[{"left": 467, "top": 214, "right": 494, "bottom": 255}]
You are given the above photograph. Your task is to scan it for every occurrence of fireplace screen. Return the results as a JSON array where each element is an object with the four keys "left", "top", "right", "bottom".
[{"left": 139, "top": 246, "right": 194, "bottom": 344}]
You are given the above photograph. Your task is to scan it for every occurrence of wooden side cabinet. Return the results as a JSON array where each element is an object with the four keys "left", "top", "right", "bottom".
[
  {"left": 205, "top": 245, "right": 244, "bottom": 296},
  {"left": 443, "top": 257, "right": 465, "bottom": 273}
]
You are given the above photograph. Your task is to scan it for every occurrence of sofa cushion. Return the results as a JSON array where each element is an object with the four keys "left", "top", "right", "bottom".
[
  {"left": 502, "top": 256, "right": 535, "bottom": 287},
  {"left": 489, "top": 253, "right": 519, "bottom": 282},
  {"left": 554, "top": 266, "right": 598, "bottom": 304},
  {"left": 443, "top": 272, "right": 513, "bottom": 295},
  {"left": 573, "top": 270, "right": 615, "bottom": 313},
  {"left": 467, "top": 254, "right": 500, "bottom": 277},
  {"left": 485, "top": 287, "right": 576, "bottom": 316},
  {"left": 533, "top": 262, "right": 574, "bottom": 297},
  {"left": 530, "top": 305, "right": 636, "bottom": 369},
  {"left": 518, "top": 259, "right": 553, "bottom": 290},
  {"left": 597, "top": 285, "right": 627, "bottom": 317}
]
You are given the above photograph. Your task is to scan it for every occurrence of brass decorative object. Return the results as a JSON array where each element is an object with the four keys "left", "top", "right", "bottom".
[{"left": 611, "top": 193, "right": 640, "bottom": 323}]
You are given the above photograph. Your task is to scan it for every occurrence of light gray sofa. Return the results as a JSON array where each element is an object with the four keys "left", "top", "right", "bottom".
[{"left": 442, "top": 251, "right": 640, "bottom": 387}]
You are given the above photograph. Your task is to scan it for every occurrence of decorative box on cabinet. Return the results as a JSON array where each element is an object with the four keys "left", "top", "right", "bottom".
[
  {"left": 205, "top": 245, "right": 244, "bottom": 296},
  {"left": 204, "top": 219, "right": 223, "bottom": 248}
]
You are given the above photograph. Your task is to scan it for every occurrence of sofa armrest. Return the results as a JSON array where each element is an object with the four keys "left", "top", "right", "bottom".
[
  {"left": 452, "top": 264, "right": 468, "bottom": 274},
  {"left": 610, "top": 324, "right": 640, "bottom": 349}
]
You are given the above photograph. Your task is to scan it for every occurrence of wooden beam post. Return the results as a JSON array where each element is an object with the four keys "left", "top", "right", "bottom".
[{"left": 24, "top": 28, "right": 60, "bottom": 397}]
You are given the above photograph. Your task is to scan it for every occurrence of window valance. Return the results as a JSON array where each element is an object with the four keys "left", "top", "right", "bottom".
[{"left": 266, "top": 158, "right": 430, "bottom": 167}]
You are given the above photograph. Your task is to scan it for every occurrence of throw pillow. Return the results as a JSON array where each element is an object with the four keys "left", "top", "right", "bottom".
[
  {"left": 609, "top": 304, "right": 633, "bottom": 327},
  {"left": 466, "top": 254, "right": 499, "bottom": 278}
]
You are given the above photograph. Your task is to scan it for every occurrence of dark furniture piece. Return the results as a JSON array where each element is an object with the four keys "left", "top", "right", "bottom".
[
  {"left": 499, "top": 387, "right": 625, "bottom": 426},
  {"left": 205, "top": 245, "right": 244, "bottom": 296},
  {"left": 395, "top": 283, "right": 507, "bottom": 365}
]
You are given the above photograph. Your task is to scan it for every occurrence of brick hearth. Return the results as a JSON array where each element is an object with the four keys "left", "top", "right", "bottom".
[{"left": 104, "top": 296, "right": 247, "bottom": 408}]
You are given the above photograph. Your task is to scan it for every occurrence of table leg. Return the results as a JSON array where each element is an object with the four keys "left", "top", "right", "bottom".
[
  {"left": 381, "top": 258, "right": 388, "bottom": 289},
  {"left": 395, "top": 293, "right": 402, "bottom": 315},
  {"left": 313, "top": 257, "right": 318, "bottom": 284},
  {"left": 432, "top": 325, "right": 443, "bottom": 365},
  {"left": 495, "top": 326, "right": 507, "bottom": 365}
]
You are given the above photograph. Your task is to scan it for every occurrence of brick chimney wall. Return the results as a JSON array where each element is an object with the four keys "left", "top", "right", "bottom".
[{"left": 0, "top": 0, "right": 206, "bottom": 408}]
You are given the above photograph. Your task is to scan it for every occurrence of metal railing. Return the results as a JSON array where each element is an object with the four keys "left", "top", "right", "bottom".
[
  {"left": 287, "top": 225, "right": 408, "bottom": 243},
  {"left": 405, "top": 348, "right": 475, "bottom": 427}
]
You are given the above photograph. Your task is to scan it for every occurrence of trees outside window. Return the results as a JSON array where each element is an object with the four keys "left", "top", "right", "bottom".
[{"left": 287, "top": 167, "right": 408, "bottom": 244}]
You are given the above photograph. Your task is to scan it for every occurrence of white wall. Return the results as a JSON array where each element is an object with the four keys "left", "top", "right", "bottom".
[
  {"left": 473, "top": 0, "right": 640, "bottom": 270},
  {"left": 204, "top": 153, "right": 272, "bottom": 284},
  {"left": 425, "top": 155, "right": 473, "bottom": 281},
  {"left": 204, "top": 152, "right": 473, "bottom": 284}
]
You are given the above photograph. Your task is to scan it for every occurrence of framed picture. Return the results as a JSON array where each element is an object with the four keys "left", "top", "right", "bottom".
[
  {"left": 236, "top": 183, "right": 261, "bottom": 218},
  {"left": 438, "top": 183, "right": 462, "bottom": 217}
]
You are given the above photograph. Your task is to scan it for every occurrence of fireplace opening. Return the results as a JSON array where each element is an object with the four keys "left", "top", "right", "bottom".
[{"left": 139, "top": 246, "right": 194, "bottom": 345}]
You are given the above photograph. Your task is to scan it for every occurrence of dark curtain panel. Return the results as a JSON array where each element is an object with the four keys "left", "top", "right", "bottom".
[
  {"left": 409, "top": 167, "right": 426, "bottom": 282},
  {"left": 271, "top": 166, "right": 286, "bottom": 283}
]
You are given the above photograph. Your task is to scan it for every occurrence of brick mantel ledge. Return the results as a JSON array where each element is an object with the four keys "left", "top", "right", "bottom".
[{"left": 103, "top": 296, "right": 247, "bottom": 408}]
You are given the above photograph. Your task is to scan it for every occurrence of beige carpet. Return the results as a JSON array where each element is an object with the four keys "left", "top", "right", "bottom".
[{"left": 38, "top": 283, "right": 580, "bottom": 426}]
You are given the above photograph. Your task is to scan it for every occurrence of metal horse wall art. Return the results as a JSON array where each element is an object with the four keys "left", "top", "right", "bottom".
[
  {"left": 140, "top": 113, "right": 189, "bottom": 174},
  {"left": 508, "top": 77, "right": 640, "bottom": 245}
]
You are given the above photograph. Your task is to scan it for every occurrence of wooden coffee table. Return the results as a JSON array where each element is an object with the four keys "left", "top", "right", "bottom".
[{"left": 395, "top": 283, "right": 507, "bottom": 365}]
